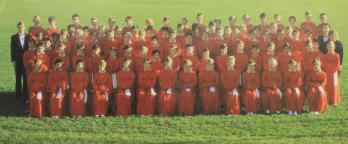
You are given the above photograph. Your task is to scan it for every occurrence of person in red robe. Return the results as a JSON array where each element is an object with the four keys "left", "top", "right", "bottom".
[
  {"left": 28, "top": 60, "right": 48, "bottom": 118},
  {"left": 283, "top": 59, "right": 304, "bottom": 115},
  {"left": 322, "top": 41, "right": 340, "bottom": 105},
  {"left": 106, "top": 49, "right": 120, "bottom": 91},
  {"left": 290, "top": 29, "right": 305, "bottom": 53},
  {"left": 31, "top": 42, "right": 51, "bottom": 70},
  {"left": 305, "top": 58, "right": 328, "bottom": 114},
  {"left": 300, "top": 11, "right": 318, "bottom": 38},
  {"left": 233, "top": 40, "right": 249, "bottom": 72},
  {"left": 71, "top": 43, "right": 88, "bottom": 71},
  {"left": 158, "top": 57, "right": 178, "bottom": 116},
  {"left": 199, "top": 58, "right": 220, "bottom": 114},
  {"left": 28, "top": 16, "right": 45, "bottom": 39},
  {"left": 92, "top": 60, "right": 112, "bottom": 117},
  {"left": 150, "top": 50, "right": 164, "bottom": 77},
  {"left": 198, "top": 48, "right": 211, "bottom": 72},
  {"left": 115, "top": 59, "right": 135, "bottom": 116},
  {"left": 262, "top": 42, "right": 279, "bottom": 71},
  {"left": 137, "top": 58, "right": 157, "bottom": 116},
  {"left": 45, "top": 16, "right": 60, "bottom": 39},
  {"left": 51, "top": 44, "right": 71, "bottom": 71},
  {"left": 102, "top": 31, "right": 118, "bottom": 58},
  {"left": 197, "top": 31, "right": 215, "bottom": 57},
  {"left": 261, "top": 58, "right": 283, "bottom": 114},
  {"left": 134, "top": 46, "right": 150, "bottom": 72},
  {"left": 70, "top": 60, "right": 88, "bottom": 117},
  {"left": 303, "top": 40, "right": 324, "bottom": 74},
  {"left": 178, "top": 60, "right": 197, "bottom": 115},
  {"left": 215, "top": 44, "right": 228, "bottom": 72},
  {"left": 48, "top": 59, "right": 68, "bottom": 117},
  {"left": 220, "top": 56, "right": 241, "bottom": 115},
  {"left": 181, "top": 44, "right": 198, "bottom": 71},
  {"left": 168, "top": 46, "right": 181, "bottom": 71},
  {"left": 249, "top": 45, "right": 262, "bottom": 72},
  {"left": 23, "top": 39, "right": 37, "bottom": 74},
  {"left": 242, "top": 60, "right": 260, "bottom": 115},
  {"left": 278, "top": 42, "right": 303, "bottom": 73},
  {"left": 88, "top": 45, "right": 104, "bottom": 73}
]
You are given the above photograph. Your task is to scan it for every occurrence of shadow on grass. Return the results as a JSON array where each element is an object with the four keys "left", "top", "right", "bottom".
[{"left": 0, "top": 92, "right": 27, "bottom": 116}]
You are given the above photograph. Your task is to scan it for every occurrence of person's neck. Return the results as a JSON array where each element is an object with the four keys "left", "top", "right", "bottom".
[{"left": 18, "top": 31, "right": 25, "bottom": 35}]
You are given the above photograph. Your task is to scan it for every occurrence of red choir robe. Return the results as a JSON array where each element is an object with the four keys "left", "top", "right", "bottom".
[
  {"left": 261, "top": 70, "right": 283, "bottom": 113},
  {"left": 199, "top": 70, "right": 220, "bottom": 114},
  {"left": 215, "top": 55, "right": 228, "bottom": 72},
  {"left": 278, "top": 52, "right": 303, "bottom": 73},
  {"left": 137, "top": 70, "right": 157, "bottom": 115},
  {"left": 28, "top": 65, "right": 48, "bottom": 118},
  {"left": 242, "top": 72, "right": 260, "bottom": 113},
  {"left": 70, "top": 71, "right": 89, "bottom": 116},
  {"left": 220, "top": 69, "right": 241, "bottom": 115},
  {"left": 158, "top": 69, "right": 177, "bottom": 116},
  {"left": 88, "top": 56, "right": 103, "bottom": 73},
  {"left": 305, "top": 70, "right": 328, "bottom": 113},
  {"left": 45, "top": 27, "right": 60, "bottom": 39},
  {"left": 322, "top": 53, "right": 341, "bottom": 105},
  {"left": 303, "top": 51, "right": 323, "bottom": 73},
  {"left": 28, "top": 26, "right": 45, "bottom": 39},
  {"left": 181, "top": 55, "right": 199, "bottom": 72},
  {"left": 234, "top": 53, "right": 249, "bottom": 72},
  {"left": 115, "top": 70, "right": 135, "bottom": 116},
  {"left": 262, "top": 54, "right": 279, "bottom": 71},
  {"left": 48, "top": 69, "right": 68, "bottom": 117},
  {"left": 283, "top": 71, "right": 304, "bottom": 112},
  {"left": 178, "top": 71, "right": 197, "bottom": 115},
  {"left": 71, "top": 55, "right": 88, "bottom": 71},
  {"left": 92, "top": 72, "right": 112, "bottom": 116},
  {"left": 23, "top": 50, "right": 37, "bottom": 74},
  {"left": 249, "top": 55, "right": 262, "bottom": 72}
]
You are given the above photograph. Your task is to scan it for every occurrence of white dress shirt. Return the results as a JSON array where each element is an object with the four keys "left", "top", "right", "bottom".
[{"left": 19, "top": 33, "right": 25, "bottom": 49}]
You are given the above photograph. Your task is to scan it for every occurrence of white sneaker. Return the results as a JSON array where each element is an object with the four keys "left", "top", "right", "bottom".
[
  {"left": 288, "top": 111, "right": 293, "bottom": 115},
  {"left": 293, "top": 111, "right": 298, "bottom": 116},
  {"left": 314, "top": 111, "right": 320, "bottom": 115},
  {"left": 309, "top": 111, "right": 315, "bottom": 114},
  {"left": 276, "top": 110, "right": 280, "bottom": 114},
  {"left": 265, "top": 110, "right": 270, "bottom": 114}
]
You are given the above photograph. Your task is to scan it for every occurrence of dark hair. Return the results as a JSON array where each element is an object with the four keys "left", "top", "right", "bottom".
[{"left": 72, "top": 14, "right": 80, "bottom": 18}]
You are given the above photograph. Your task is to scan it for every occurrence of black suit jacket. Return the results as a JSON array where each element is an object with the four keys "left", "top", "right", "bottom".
[{"left": 11, "top": 33, "right": 30, "bottom": 63}]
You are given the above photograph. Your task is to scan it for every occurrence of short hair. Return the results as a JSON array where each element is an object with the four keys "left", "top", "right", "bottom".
[
  {"left": 54, "top": 58, "right": 64, "bottom": 64},
  {"left": 260, "top": 12, "right": 267, "bottom": 18},
  {"left": 72, "top": 14, "right": 80, "bottom": 18},
  {"left": 17, "top": 21, "right": 24, "bottom": 27},
  {"left": 196, "top": 13, "right": 203, "bottom": 17},
  {"left": 48, "top": 16, "right": 56, "bottom": 22},
  {"left": 288, "top": 16, "right": 296, "bottom": 21}
]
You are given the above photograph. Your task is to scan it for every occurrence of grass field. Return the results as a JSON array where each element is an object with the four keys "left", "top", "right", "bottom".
[{"left": 0, "top": 0, "right": 348, "bottom": 143}]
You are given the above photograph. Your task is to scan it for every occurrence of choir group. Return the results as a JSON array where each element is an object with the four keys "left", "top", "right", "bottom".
[{"left": 15, "top": 12, "right": 343, "bottom": 118}]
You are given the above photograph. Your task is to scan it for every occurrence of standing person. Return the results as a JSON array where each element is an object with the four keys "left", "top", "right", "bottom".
[
  {"left": 283, "top": 59, "right": 304, "bottom": 116},
  {"left": 178, "top": 60, "right": 197, "bottom": 115},
  {"left": 28, "top": 60, "right": 48, "bottom": 118},
  {"left": 11, "top": 21, "right": 30, "bottom": 104},
  {"left": 199, "top": 58, "right": 220, "bottom": 114},
  {"left": 92, "top": 60, "right": 112, "bottom": 117},
  {"left": 137, "top": 58, "right": 157, "bottom": 116},
  {"left": 28, "top": 16, "right": 45, "bottom": 38},
  {"left": 305, "top": 58, "right": 328, "bottom": 114},
  {"left": 158, "top": 57, "right": 177, "bottom": 116},
  {"left": 261, "top": 58, "right": 283, "bottom": 114},
  {"left": 322, "top": 41, "right": 340, "bottom": 105},
  {"left": 48, "top": 59, "right": 68, "bottom": 117},
  {"left": 115, "top": 59, "right": 135, "bottom": 116},
  {"left": 242, "top": 60, "right": 260, "bottom": 115},
  {"left": 326, "top": 30, "right": 343, "bottom": 70},
  {"left": 70, "top": 60, "right": 89, "bottom": 117},
  {"left": 220, "top": 56, "right": 241, "bottom": 115}
]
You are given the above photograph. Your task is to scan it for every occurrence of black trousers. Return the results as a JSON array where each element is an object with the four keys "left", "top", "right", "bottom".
[{"left": 15, "top": 58, "right": 28, "bottom": 102}]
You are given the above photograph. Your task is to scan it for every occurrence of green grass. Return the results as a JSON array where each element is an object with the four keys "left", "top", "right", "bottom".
[{"left": 0, "top": 0, "right": 348, "bottom": 143}]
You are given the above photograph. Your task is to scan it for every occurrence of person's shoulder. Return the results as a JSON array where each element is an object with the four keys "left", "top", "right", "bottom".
[{"left": 11, "top": 33, "right": 18, "bottom": 38}]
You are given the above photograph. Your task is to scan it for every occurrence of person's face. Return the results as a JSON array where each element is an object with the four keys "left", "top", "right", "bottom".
[
  {"left": 144, "top": 61, "right": 151, "bottom": 71},
  {"left": 247, "top": 64, "right": 255, "bottom": 73},
  {"left": 35, "top": 60, "right": 42, "bottom": 69},
  {"left": 289, "top": 19, "right": 296, "bottom": 26},
  {"left": 184, "top": 63, "right": 192, "bottom": 72},
  {"left": 38, "top": 46, "right": 45, "bottom": 54},
  {"left": 72, "top": 17, "right": 80, "bottom": 25},
  {"left": 267, "top": 45, "right": 275, "bottom": 53},
  {"left": 181, "top": 19, "right": 188, "bottom": 25},
  {"left": 202, "top": 51, "right": 209, "bottom": 58},
  {"left": 108, "top": 32, "right": 115, "bottom": 39},
  {"left": 274, "top": 15, "right": 281, "bottom": 22},
  {"left": 76, "top": 62, "right": 85, "bottom": 72},
  {"left": 28, "top": 41, "right": 35, "bottom": 49},
  {"left": 163, "top": 20, "right": 170, "bottom": 26},
  {"left": 306, "top": 43, "right": 313, "bottom": 52},
  {"left": 17, "top": 24, "right": 25, "bottom": 33},
  {"left": 93, "top": 48, "right": 101, "bottom": 55},
  {"left": 305, "top": 14, "right": 312, "bottom": 22},
  {"left": 125, "top": 48, "right": 132, "bottom": 55},
  {"left": 227, "top": 58, "right": 235, "bottom": 67},
  {"left": 313, "top": 62, "right": 321, "bottom": 72},
  {"left": 327, "top": 43, "right": 335, "bottom": 53},
  {"left": 220, "top": 48, "right": 227, "bottom": 55},
  {"left": 56, "top": 62, "right": 64, "bottom": 71},
  {"left": 320, "top": 15, "right": 327, "bottom": 23},
  {"left": 260, "top": 16, "right": 267, "bottom": 23},
  {"left": 123, "top": 61, "right": 131, "bottom": 71},
  {"left": 110, "top": 50, "right": 117, "bottom": 57},
  {"left": 322, "top": 25, "right": 330, "bottom": 34},
  {"left": 269, "top": 60, "right": 277, "bottom": 69},
  {"left": 187, "top": 46, "right": 194, "bottom": 55},
  {"left": 49, "top": 19, "right": 56, "bottom": 26},
  {"left": 33, "top": 17, "right": 41, "bottom": 26},
  {"left": 197, "top": 15, "right": 203, "bottom": 23},
  {"left": 91, "top": 19, "right": 98, "bottom": 27},
  {"left": 292, "top": 32, "right": 300, "bottom": 39},
  {"left": 236, "top": 43, "right": 244, "bottom": 52},
  {"left": 206, "top": 63, "right": 214, "bottom": 71},
  {"left": 124, "top": 34, "right": 132, "bottom": 41},
  {"left": 251, "top": 47, "right": 259, "bottom": 55},
  {"left": 126, "top": 19, "right": 133, "bottom": 26},
  {"left": 164, "top": 60, "right": 173, "bottom": 68},
  {"left": 243, "top": 16, "right": 250, "bottom": 24},
  {"left": 289, "top": 62, "right": 297, "bottom": 72},
  {"left": 99, "top": 63, "right": 106, "bottom": 71},
  {"left": 185, "top": 36, "right": 193, "bottom": 44}
]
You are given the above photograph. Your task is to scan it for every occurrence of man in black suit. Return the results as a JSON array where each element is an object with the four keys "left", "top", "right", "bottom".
[{"left": 11, "top": 21, "right": 30, "bottom": 103}]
